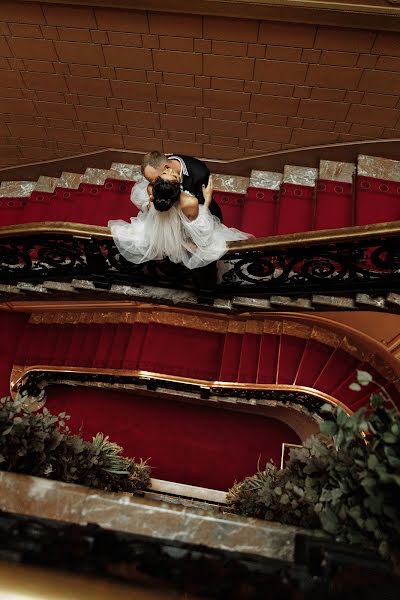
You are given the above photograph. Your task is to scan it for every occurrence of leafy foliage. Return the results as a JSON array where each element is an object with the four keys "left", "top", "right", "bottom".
[
  {"left": 0, "top": 393, "right": 150, "bottom": 493},
  {"left": 227, "top": 392, "right": 400, "bottom": 558}
]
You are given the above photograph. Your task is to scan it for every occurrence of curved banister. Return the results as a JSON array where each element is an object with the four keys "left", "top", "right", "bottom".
[
  {"left": 1, "top": 139, "right": 400, "bottom": 181},
  {"left": 1, "top": 220, "right": 400, "bottom": 252},
  {"left": 0, "top": 220, "right": 400, "bottom": 306}
]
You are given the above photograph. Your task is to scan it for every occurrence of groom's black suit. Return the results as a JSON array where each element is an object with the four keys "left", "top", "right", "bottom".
[{"left": 171, "top": 154, "right": 223, "bottom": 223}]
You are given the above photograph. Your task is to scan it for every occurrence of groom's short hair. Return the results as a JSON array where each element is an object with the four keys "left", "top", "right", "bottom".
[{"left": 142, "top": 150, "right": 167, "bottom": 175}]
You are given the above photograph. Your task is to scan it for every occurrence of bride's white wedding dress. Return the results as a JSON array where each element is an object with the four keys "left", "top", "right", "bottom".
[{"left": 108, "top": 179, "right": 251, "bottom": 269}]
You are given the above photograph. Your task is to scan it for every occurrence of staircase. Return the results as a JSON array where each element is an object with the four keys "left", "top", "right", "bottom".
[
  {"left": 2, "top": 150, "right": 400, "bottom": 493},
  {"left": 9, "top": 308, "right": 399, "bottom": 490},
  {"left": 1, "top": 153, "right": 400, "bottom": 311},
  {"left": 14, "top": 311, "right": 400, "bottom": 415},
  {"left": 1, "top": 155, "right": 400, "bottom": 232}
]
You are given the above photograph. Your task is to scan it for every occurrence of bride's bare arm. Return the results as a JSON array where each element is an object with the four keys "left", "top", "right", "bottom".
[{"left": 180, "top": 193, "right": 199, "bottom": 221}]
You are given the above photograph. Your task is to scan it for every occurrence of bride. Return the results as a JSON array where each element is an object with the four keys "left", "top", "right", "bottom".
[{"left": 108, "top": 175, "right": 252, "bottom": 269}]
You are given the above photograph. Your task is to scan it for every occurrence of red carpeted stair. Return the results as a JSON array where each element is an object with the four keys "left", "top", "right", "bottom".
[
  {"left": 5, "top": 312, "right": 399, "bottom": 490},
  {"left": 16, "top": 318, "right": 398, "bottom": 413},
  {"left": 44, "top": 385, "right": 300, "bottom": 491},
  {"left": 1, "top": 154, "right": 400, "bottom": 237}
]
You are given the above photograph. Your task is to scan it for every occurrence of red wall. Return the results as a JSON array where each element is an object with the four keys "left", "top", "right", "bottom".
[{"left": 46, "top": 385, "right": 300, "bottom": 490}]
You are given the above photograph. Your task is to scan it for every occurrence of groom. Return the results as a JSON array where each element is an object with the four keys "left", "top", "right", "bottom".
[{"left": 141, "top": 150, "right": 223, "bottom": 222}]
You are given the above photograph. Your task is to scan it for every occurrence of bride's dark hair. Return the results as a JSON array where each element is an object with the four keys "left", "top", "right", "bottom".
[{"left": 152, "top": 177, "right": 181, "bottom": 212}]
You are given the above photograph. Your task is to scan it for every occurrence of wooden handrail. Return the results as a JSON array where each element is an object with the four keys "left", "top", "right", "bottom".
[
  {"left": 16, "top": 0, "right": 400, "bottom": 32},
  {"left": 1, "top": 220, "right": 400, "bottom": 252},
  {"left": 1, "top": 140, "right": 400, "bottom": 181}
]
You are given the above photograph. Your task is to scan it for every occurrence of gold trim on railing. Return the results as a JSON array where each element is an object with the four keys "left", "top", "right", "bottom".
[
  {"left": 0, "top": 222, "right": 112, "bottom": 239},
  {"left": 11, "top": 364, "right": 352, "bottom": 415},
  {"left": 1, "top": 220, "right": 400, "bottom": 252},
  {"left": 228, "top": 220, "right": 400, "bottom": 253}
]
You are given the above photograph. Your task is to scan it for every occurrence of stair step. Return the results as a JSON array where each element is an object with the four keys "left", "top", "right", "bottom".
[
  {"left": 82, "top": 167, "right": 120, "bottom": 185},
  {"left": 232, "top": 296, "right": 272, "bottom": 310},
  {"left": 277, "top": 333, "right": 309, "bottom": 385},
  {"left": 123, "top": 322, "right": 148, "bottom": 371},
  {"left": 0, "top": 283, "right": 23, "bottom": 294},
  {"left": 2, "top": 276, "right": 399, "bottom": 314},
  {"left": 386, "top": 293, "right": 400, "bottom": 307},
  {"left": 269, "top": 296, "right": 313, "bottom": 310},
  {"left": 358, "top": 154, "right": 400, "bottom": 181},
  {"left": 58, "top": 172, "right": 83, "bottom": 189},
  {"left": 295, "top": 334, "right": 336, "bottom": 387},
  {"left": 315, "top": 160, "right": 354, "bottom": 230},
  {"left": 16, "top": 282, "right": 49, "bottom": 294},
  {"left": 277, "top": 165, "right": 319, "bottom": 235},
  {"left": 213, "top": 174, "right": 249, "bottom": 194},
  {"left": 313, "top": 346, "right": 360, "bottom": 394},
  {"left": 319, "top": 160, "right": 355, "bottom": 183},
  {"left": 283, "top": 165, "right": 319, "bottom": 186},
  {"left": 219, "top": 332, "right": 243, "bottom": 382},
  {"left": 0, "top": 181, "right": 35, "bottom": 197},
  {"left": 238, "top": 332, "right": 261, "bottom": 382},
  {"left": 311, "top": 295, "right": 356, "bottom": 309},
  {"left": 249, "top": 170, "right": 282, "bottom": 189},
  {"left": 257, "top": 328, "right": 280, "bottom": 384},
  {"left": 43, "top": 281, "right": 78, "bottom": 293},
  {"left": 355, "top": 293, "right": 386, "bottom": 309},
  {"left": 93, "top": 324, "right": 118, "bottom": 368},
  {"left": 34, "top": 176, "right": 59, "bottom": 194},
  {"left": 15, "top": 314, "right": 399, "bottom": 415},
  {"left": 110, "top": 162, "right": 142, "bottom": 181}
]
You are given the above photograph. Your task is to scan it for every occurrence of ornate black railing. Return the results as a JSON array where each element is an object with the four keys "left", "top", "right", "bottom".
[
  {"left": 1, "top": 222, "right": 400, "bottom": 299},
  {"left": 15, "top": 367, "right": 344, "bottom": 421}
]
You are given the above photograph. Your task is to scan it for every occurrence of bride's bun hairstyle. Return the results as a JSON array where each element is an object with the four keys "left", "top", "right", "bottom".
[{"left": 152, "top": 177, "right": 181, "bottom": 212}]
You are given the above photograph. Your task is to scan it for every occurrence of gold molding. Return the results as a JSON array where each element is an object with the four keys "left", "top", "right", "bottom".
[
  {"left": 28, "top": 308, "right": 232, "bottom": 333},
  {"left": 3, "top": 141, "right": 400, "bottom": 182},
  {"left": 227, "top": 220, "right": 400, "bottom": 253},
  {"left": 0, "top": 222, "right": 112, "bottom": 239},
  {"left": 11, "top": 364, "right": 352, "bottom": 415},
  {"left": 23, "top": 306, "right": 400, "bottom": 379},
  {"left": 1, "top": 220, "right": 400, "bottom": 253}
]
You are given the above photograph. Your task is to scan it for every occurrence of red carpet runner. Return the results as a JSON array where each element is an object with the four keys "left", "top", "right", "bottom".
[
  {"left": 15, "top": 319, "right": 399, "bottom": 413},
  {"left": 45, "top": 385, "right": 300, "bottom": 491},
  {"left": 1, "top": 170, "right": 400, "bottom": 235}
]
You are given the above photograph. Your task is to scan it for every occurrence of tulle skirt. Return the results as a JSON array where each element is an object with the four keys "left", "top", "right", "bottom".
[{"left": 109, "top": 205, "right": 251, "bottom": 269}]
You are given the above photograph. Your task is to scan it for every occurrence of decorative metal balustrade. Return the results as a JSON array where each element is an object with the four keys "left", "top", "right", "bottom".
[
  {"left": 13, "top": 365, "right": 342, "bottom": 422},
  {"left": 1, "top": 222, "right": 400, "bottom": 305}
]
